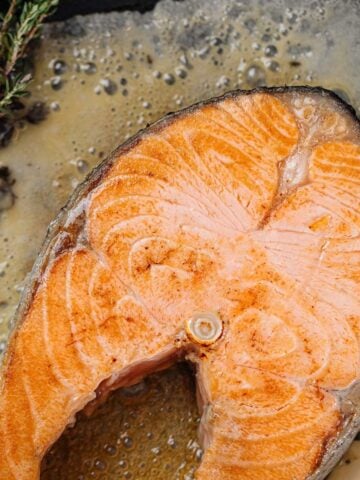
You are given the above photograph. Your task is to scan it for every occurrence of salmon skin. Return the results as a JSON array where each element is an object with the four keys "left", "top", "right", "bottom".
[{"left": 0, "top": 86, "right": 360, "bottom": 480}]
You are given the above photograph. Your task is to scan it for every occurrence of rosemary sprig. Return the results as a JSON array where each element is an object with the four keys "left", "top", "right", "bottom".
[
  {"left": 0, "top": 73, "right": 31, "bottom": 114},
  {"left": 0, "top": 0, "right": 58, "bottom": 118},
  {"left": 0, "top": 1, "right": 18, "bottom": 44}
]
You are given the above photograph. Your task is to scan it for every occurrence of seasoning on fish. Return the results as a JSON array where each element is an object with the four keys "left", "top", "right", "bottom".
[{"left": 0, "top": 87, "right": 359, "bottom": 480}]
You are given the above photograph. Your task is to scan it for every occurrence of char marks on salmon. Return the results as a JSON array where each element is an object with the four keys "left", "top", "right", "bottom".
[{"left": 0, "top": 87, "right": 360, "bottom": 480}]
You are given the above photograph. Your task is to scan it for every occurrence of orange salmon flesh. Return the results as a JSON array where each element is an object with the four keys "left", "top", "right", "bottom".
[{"left": 0, "top": 87, "right": 360, "bottom": 480}]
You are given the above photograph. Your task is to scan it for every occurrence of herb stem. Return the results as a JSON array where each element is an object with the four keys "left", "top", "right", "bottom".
[{"left": 0, "top": 0, "right": 58, "bottom": 118}]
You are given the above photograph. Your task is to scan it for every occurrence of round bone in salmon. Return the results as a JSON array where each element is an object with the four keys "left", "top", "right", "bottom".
[{"left": 185, "top": 312, "right": 223, "bottom": 345}]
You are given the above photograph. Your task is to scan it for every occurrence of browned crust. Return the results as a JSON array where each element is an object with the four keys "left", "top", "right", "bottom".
[
  {"left": 308, "top": 386, "right": 360, "bottom": 480},
  {"left": 311, "top": 404, "right": 344, "bottom": 472}
]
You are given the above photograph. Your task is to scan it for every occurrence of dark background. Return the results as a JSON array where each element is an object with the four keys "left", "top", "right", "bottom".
[{"left": 48, "top": 0, "right": 181, "bottom": 21}]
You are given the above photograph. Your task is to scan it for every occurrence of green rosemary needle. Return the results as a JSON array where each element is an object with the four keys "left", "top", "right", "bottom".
[{"left": 0, "top": 0, "right": 58, "bottom": 118}]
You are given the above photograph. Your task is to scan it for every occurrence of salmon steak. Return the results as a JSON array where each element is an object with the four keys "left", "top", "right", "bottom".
[{"left": 0, "top": 86, "right": 360, "bottom": 480}]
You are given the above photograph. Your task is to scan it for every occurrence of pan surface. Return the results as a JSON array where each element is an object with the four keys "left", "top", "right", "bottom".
[{"left": 0, "top": 1, "right": 359, "bottom": 478}]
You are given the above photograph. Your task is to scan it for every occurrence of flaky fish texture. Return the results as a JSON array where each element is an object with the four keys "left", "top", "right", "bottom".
[{"left": 0, "top": 87, "right": 360, "bottom": 480}]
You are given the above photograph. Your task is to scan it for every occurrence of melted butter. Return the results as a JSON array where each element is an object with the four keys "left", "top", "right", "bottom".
[
  {"left": 0, "top": 0, "right": 358, "bottom": 478},
  {"left": 41, "top": 364, "right": 201, "bottom": 480}
]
